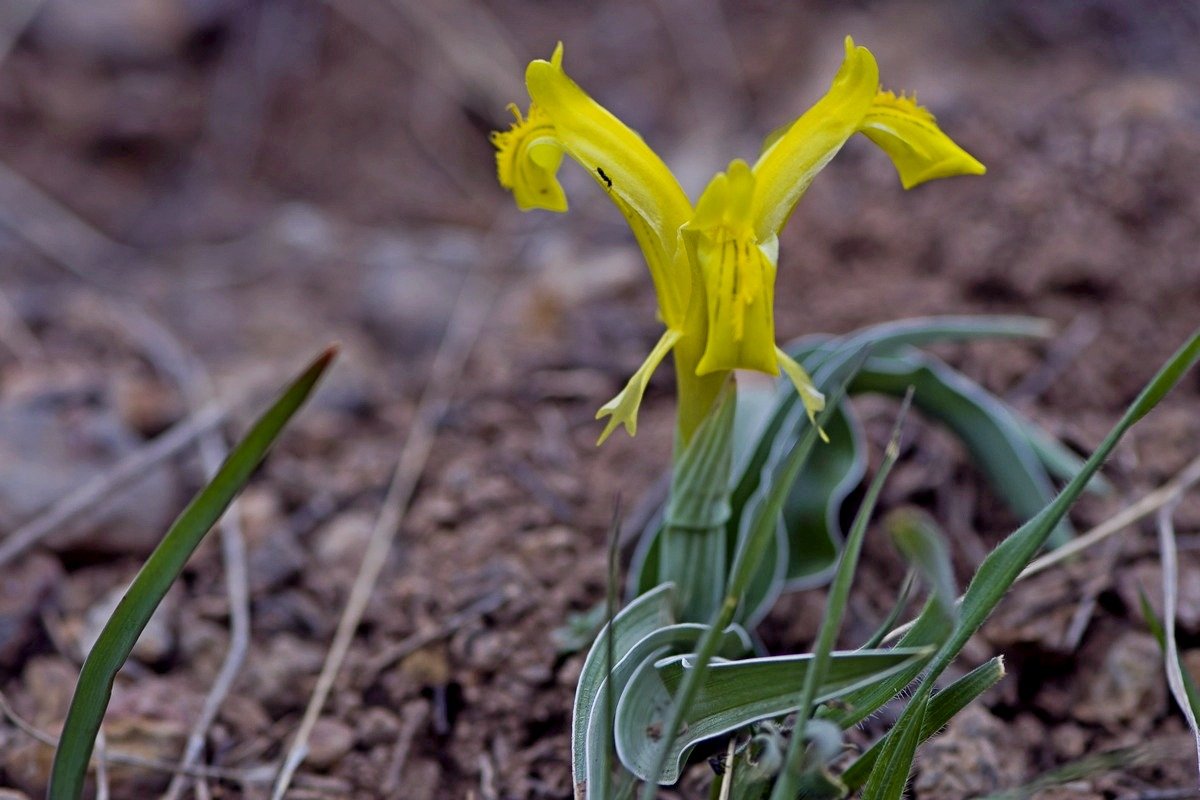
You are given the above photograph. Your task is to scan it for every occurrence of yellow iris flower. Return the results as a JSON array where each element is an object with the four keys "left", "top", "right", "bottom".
[{"left": 491, "top": 37, "right": 985, "bottom": 445}]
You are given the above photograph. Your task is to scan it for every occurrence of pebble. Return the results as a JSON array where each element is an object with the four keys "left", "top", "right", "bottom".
[
  {"left": 307, "top": 718, "right": 355, "bottom": 770},
  {"left": 1076, "top": 631, "right": 1166, "bottom": 727}
]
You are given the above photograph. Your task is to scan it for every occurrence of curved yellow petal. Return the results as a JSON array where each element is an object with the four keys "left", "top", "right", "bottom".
[
  {"left": 775, "top": 346, "right": 829, "bottom": 442},
  {"left": 526, "top": 43, "right": 694, "bottom": 327},
  {"left": 859, "top": 91, "right": 986, "bottom": 189},
  {"left": 596, "top": 328, "right": 683, "bottom": 444},
  {"left": 489, "top": 103, "right": 568, "bottom": 212},
  {"left": 751, "top": 36, "right": 880, "bottom": 240}
]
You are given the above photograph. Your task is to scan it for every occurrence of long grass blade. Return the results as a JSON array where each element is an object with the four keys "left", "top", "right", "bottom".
[
  {"left": 858, "top": 328, "right": 1200, "bottom": 799},
  {"left": 770, "top": 391, "right": 913, "bottom": 799},
  {"left": 841, "top": 656, "right": 1005, "bottom": 790},
  {"left": 48, "top": 347, "right": 336, "bottom": 800}
]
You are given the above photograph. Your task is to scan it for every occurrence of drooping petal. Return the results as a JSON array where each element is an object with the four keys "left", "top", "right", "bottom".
[
  {"left": 595, "top": 328, "right": 684, "bottom": 444},
  {"left": 693, "top": 233, "right": 778, "bottom": 377},
  {"left": 526, "top": 43, "right": 694, "bottom": 327},
  {"left": 751, "top": 36, "right": 880, "bottom": 240},
  {"left": 489, "top": 103, "right": 568, "bottom": 212},
  {"left": 684, "top": 161, "right": 779, "bottom": 377},
  {"left": 859, "top": 90, "right": 986, "bottom": 189},
  {"left": 775, "top": 346, "right": 829, "bottom": 442}
]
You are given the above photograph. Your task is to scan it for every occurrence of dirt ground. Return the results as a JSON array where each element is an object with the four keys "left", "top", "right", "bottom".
[{"left": 1, "top": 1, "right": 1199, "bottom": 798}]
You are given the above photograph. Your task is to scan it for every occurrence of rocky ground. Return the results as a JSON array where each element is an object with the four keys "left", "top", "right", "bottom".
[{"left": 1, "top": 1, "right": 1199, "bottom": 797}]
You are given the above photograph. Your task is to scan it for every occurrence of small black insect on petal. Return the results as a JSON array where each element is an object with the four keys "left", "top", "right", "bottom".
[{"left": 596, "top": 167, "right": 613, "bottom": 188}]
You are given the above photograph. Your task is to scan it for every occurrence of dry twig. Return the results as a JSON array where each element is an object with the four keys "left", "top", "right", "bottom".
[
  {"left": 0, "top": 402, "right": 227, "bottom": 568},
  {"left": 270, "top": 259, "right": 497, "bottom": 799},
  {"left": 1158, "top": 495, "right": 1200, "bottom": 777}
]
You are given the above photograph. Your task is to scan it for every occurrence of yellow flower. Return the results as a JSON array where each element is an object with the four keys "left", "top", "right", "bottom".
[{"left": 492, "top": 38, "right": 985, "bottom": 445}]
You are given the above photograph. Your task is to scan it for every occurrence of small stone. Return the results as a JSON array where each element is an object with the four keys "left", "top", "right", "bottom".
[
  {"left": 306, "top": 718, "right": 355, "bottom": 770},
  {"left": 1076, "top": 632, "right": 1166, "bottom": 727},
  {"left": 313, "top": 511, "right": 373, "bottom": 568},
  {"left": 356, "top": 706, "right": 401, "bottom": 747},
  {"left": 247, "top": 525, "right": 307, "bottom": 595},
  {"left": 913, "top": 705, "right": 1024, "bottom": 798},
  {"left": 242, "top": 634, "right": 326, "bottom": 714}
]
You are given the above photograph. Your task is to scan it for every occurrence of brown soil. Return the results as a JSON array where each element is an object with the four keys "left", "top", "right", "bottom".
[{"left": 1, "top": 1, "right": 1199, "bottom": 798}]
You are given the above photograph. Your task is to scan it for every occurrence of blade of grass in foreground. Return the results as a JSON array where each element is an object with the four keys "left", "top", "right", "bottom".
[
  {"left": 860, "top": 327, "right": 1200, "bottom": 798},
  {"left": 49, "top": 346, "right": 337, "bottom": 800},
  {"left": 769, "top": 391, "right": 913, "bottom": 800}
]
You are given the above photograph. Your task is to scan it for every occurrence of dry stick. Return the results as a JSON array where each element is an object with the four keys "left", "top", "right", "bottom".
[
  {"left": 0, "top": 688, "right": 268, "bottom": 783},
  {"left": 0, "top": 401, "right": 227, "bottom": 568},
  {"left": 363, "top": 590, "right": 506, "bottom": 678},
  {"left": 381, "top": 0, "right": 524, "bottom": 107},
  {"left": 883, "top": 451, "right": 1200, "bottom": 643},
  {"left": 0, "top": 160, "right": 133, "bottom": 284},
  {"left": 1021, "top": 452, "right": 1200, "bottom": 580},
  {"left": 270, "top": 265, "right": 496, "bottom": 799},
  {"left": 1006, "top": 313, "right": 1100, "bottom": 403},
  {"left": 1158, "top": 495, "right": 1200, "bottom": 776},
  {"left": 381, "top": 702, "right": 430, "bottom": 795}
]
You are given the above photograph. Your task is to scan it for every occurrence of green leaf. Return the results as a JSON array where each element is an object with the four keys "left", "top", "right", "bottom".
[
  {"left": 852, "top": 347, "right": 1075, "bottom": 547},
  {"left": 861, "top": 690, "right": 928, "bottom": 800},
  {"left": 1019, "top": 417, "right": 1111, "bottom": 495},
  {"left": 583, "top": 622, "right": 750, "bottom": 798},
  {"left": 885, "top": 508, "right": 958, "bottom": 625},
  {"left": 615, "top": 647, "right": 932, "bottom": 784},
  {"left": 572, "top": 582, "right": 677, "bottom": 793},
  {"left": 1139, "top": 588, "right": 1200, "bottom": 717},
  {"left": 779, "top": 403, "right": 865, "bottom": 586},
  {"left": 636, "top": 365, "right": 863, "bottom": 800},
  {"left": 661, "top": 386, "right": 737, "bottom": 622},
  {"left": 731, "top": 350, "right": 870, "bottom": 627},
  {"left": 841, "top": 656, "right": 1005, "bottom": 790},
  {"left": 770, "top": 393, "right": 912, "bottom": 800},
  {"left": 49, "top": 347, "right": 337, "bottom": 800},
  {"left": 858, "top": 571, "right": 915, "bottom": 650},
  {"left": 741, "top": 315, "right": 1052, "bottom": 513},
  {"left": 858, "top": 327, "right": 1200, "bottom": 798}
]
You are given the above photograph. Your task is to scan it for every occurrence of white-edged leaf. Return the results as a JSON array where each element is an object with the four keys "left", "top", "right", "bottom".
[
  {"left": 571, "top": 582, "right": 676, "bottom": 794},
  {"left": 615, "top": 647, "right": 932, "bottom": 784},
  {"left": 582, "top": 623, "right": 750, "bottom": 798}
]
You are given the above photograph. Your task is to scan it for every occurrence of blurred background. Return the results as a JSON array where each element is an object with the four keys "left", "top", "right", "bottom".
[{"left": 1, "top": 0, "right": 1199, "bottom": 797}]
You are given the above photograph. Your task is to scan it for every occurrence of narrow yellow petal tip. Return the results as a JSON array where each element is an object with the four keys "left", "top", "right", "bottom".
[
  {"left": 593, "top": 329, "right": 682, "bottom": 445},
  {"left": 551, "top": 41, "right": 565, "bottom": 68},
  {"left": 776, "top": 346, "right": 828, "bottom": 441},
  {"left": 860, "top": 89, "right": 986, "bottom": 189}
]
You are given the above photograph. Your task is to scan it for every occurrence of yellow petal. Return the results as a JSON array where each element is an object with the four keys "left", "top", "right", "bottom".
[
  {"left": 775, "top": 346, "right": 829, "bottom": 442},
  {"left": 683, "top": 161, "right": 779, "bottom": 378},
  {"left": 489, "top": 103, "right": 568, "bottom": 212},
  {"left": 751, "top": 36, "right": 880, "bottom": 240},
  {"left": 595, "top": 328, "right": 683, "bottom": 444},
  {"left": 859, "top": 90, "right": 986, "bottom": 189},
  {"left": 526, "top": 43, "right": 694, "bottom": 327},
  {"left": 692, "top": 235, "right": 778, "bottom": 376}
]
